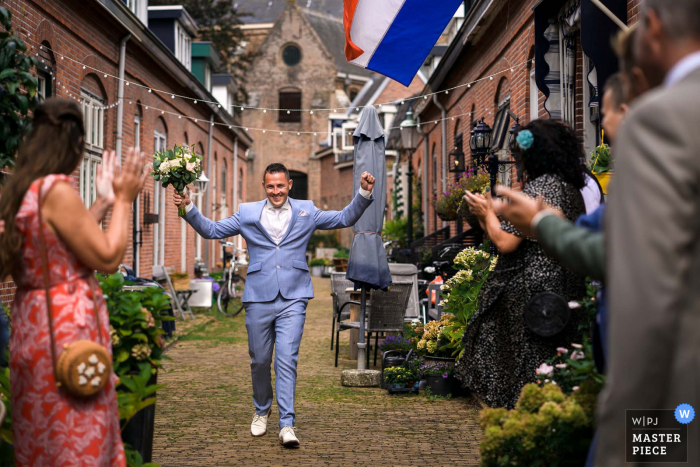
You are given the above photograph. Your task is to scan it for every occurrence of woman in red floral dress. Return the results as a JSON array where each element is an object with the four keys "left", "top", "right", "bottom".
[{"left": 0, "top": 99, "right": 146, "bottom": 466}]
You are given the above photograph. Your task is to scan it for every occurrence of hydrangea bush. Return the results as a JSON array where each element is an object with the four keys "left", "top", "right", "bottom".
[{"left": 479, "top": 381, "right": 600, "bottom": 466}]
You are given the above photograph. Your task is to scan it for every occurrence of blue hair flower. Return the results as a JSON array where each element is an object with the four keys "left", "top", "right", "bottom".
[{"left": 516, "top": 129, "right": 535, "bottom": 151}]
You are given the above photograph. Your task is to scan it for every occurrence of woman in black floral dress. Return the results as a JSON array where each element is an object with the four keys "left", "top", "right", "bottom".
[{"left": 455, "top": 119, "right": 587, "bottom": 409}]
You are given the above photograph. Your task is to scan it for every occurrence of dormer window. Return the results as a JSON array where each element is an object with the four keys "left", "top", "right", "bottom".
[{"left": 174, "top": 21, "right": 192, "bottom": 69}]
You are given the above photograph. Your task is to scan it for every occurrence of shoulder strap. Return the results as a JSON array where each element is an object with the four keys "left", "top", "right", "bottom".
[
  {"left": 37, "top": 178, "right": 60, "bottom": 382},
  {"left": 36, "top": 178, "right": 105, "bottom": 384}
]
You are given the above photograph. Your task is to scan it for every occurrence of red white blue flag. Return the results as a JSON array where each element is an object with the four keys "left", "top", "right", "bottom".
[{"left": 343, "top": 0, "right": 463, "bottom": 86}]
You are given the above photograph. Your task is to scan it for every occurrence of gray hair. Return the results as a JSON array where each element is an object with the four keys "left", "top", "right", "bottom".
[{"left": 642, "top": 0, "right": 700, "bottom": 40}]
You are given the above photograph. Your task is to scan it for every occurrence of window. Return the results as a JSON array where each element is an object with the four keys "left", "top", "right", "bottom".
[
  {"left": 126, "top": 0, "right": 139, "bottom": 15},
  {"left": 37, "top": 71, "right": 52, "bottom": 102},
  {"left": 238, "top": 168, "right": 243, "bottom": 206},
  {"left": 203, "top": 63, "right": 211, "bottom": 91},
  {"left": 530, "top": 69, "right": 539, "bottom": 121},
  {"left": 153, "top": 129, "right": 167, "bottom": 267},
  {"left": 220, "top": 158, "right": 228, "bottom": 219},
  {"left": 279, "top": 90, "right": 302, "bottom": 123},
  {"left": 80, "top": 90, "right": 105, "bottom": 207},
  {"left": 134, "top": 115, "right": 141, "bottom": 149},
  {"left": 491, "top": 98, "right": 511, "bottom": 152},
  {"left": 174, "top": 22, "right": 192, "bottom": 69},
  {"left": 282, "top": 45, "right": 301, "bottom": 66}
]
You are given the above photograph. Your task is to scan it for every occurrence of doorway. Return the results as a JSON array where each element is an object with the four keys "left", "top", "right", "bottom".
[{"left": 288, "top": 171, "right": 308, "bottom": 200}]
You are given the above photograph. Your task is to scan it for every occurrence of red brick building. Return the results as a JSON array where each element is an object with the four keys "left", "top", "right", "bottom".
[
  {"left": 405, "top": 0, "right": 635, "bottom": 243},
  {"left": 1, "top": 0, "right": 252, "bottom": 303}
]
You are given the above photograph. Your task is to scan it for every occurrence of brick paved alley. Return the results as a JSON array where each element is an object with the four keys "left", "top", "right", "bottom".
[{"left": 153, "top": 277, "right": 482, "bottom": 466}]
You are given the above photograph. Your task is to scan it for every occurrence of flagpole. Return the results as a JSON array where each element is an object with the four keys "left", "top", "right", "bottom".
[{"left": 590, "top": 0, "right": 629, "bottom": 32}]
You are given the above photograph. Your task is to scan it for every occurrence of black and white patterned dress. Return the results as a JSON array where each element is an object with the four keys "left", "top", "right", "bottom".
[{"left": 455, "top": 173, "right": 587, "bottom": 409}]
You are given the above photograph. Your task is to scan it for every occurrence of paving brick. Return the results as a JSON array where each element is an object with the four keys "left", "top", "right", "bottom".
[{"left": 153, "top": 277, "right": 482, "bottom": 466}]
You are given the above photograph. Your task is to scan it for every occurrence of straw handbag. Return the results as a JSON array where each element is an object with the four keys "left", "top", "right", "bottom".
[{"left": 38, "top": 180, "right": 112, "bottom": 398}]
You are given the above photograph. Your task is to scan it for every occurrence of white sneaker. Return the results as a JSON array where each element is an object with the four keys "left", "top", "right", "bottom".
[
  {"left": 251, "top": 409, "right": 271, "bottom": 437},
  {"left": 279, "top": 426, "right": 300, "bottom": 447}
]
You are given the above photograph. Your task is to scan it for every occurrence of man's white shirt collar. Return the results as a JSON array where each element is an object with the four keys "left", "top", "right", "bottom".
[
  {"left": 665, "top": 51, "right": 700, "bottom": 88},
  {"left": 265, "top": 198, "right": 291, "bottom": 212}
]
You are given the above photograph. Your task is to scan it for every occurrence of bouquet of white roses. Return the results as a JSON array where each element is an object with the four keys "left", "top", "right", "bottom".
[{"left": 152, "top": 143, "right": 202, "bottom": 217}]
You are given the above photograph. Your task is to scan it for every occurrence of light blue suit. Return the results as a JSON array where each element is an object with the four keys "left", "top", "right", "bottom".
[{"left": 184, "top": 193, "right": 373, "bottom": 428}]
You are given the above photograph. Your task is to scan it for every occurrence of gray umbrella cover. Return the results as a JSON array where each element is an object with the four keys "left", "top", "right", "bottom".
[{"left": 346, "top": 106, "right": 392, "bottom": 290}]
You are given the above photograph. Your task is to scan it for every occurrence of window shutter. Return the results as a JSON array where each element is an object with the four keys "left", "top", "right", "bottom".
[{"left": 279, "top": 91, "right": 302, "bottom": 123}]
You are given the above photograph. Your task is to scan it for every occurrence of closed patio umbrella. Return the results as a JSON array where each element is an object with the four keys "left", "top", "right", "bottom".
[{"left": 346, "top": 106, "right": 392, "bottom": 369}]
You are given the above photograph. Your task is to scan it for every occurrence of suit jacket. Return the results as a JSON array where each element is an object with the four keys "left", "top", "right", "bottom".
[
  {"left": 596, "top": 69, "right": 700, "bottom": 466},
  {"left": 184, "top": 193, "right": 373, "bottom": 303},
  {"left": 535, "top": 213, "right": 606, "bottom": 282}
]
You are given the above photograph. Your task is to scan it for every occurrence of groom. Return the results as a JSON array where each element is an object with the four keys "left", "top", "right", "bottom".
[{"left": 174, "top": 163, "right": 375, "bottom": 447}]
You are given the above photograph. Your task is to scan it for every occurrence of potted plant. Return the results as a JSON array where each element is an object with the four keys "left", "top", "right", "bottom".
[
  {"left": 435, "top": 191, "right": 460, "bottom": 221},
  {"left": 170, "top": 272, "right": 190, "bottom": 291},
  {"left": 415, "top": 315, "right": 456, "bottom": 365},
  {"left": 421, "top": 361, "right": 458, "bottom": 397},
  {"left": 309, "top": 258, "right": 326, "bottom": 277},
  {"left": 590, "top": 139, "right": 612, "bottom": 195},
  {"left": 383, "top": 366, "right": 415, "bottom": 391},
  {"left": 99, "top": 273, "right": 172, "bottom": 465}
]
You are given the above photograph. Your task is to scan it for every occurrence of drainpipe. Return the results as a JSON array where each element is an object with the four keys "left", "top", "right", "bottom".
[
  {"left": 116, "top": 34, "right": 130, "bottom": 159},
  {"left": 416, "top": 116, "right": 429, "bottom": 234},
  {"left": 205, "top": 114, "right": 214, "bottom": 269},
  {"left": 432, "top": 94, "right": 448, "bottom": 228}
]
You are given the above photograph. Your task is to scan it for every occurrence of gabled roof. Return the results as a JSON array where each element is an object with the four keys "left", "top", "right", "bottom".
[
  {"left": 301, "top": 8, "right": 371, "bottom": 78},
  {"left": 236, "top": 0, "right": 343, "bottom": 24}
]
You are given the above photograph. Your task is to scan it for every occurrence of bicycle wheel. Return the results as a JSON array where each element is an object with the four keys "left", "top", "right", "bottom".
[
  {"left": 229, "top": 276, "right": 245, "bottom": 300},
  {"left": 217, "top": 281, "right": 245, "bottom": 317},
  {"left": 216, "top": 285, "right": 231, "bottom": 316}
]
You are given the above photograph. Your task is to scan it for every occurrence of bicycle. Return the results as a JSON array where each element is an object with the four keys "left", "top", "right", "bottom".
[{"left": 216, "top": 241, "right": 247, "bottom": 317}]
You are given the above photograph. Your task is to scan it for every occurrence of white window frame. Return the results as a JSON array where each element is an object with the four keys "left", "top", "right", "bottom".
[
  {"left": 203, "top": 63, "right": 211, "bottom": 91},
  {"left": 80, "top": 91, "right": 105, "bottom": 208},
  {"left": 133, "top": 116, "right": 142, "bottom": 275},
  {"left": 153, "top": 130, "right": 167, "bottom": 268},
  {"left": 530, "top": 69, "right": 539, "bottom": 122},
  {"left": 174, "top": 21, "right": 192, "bottom": 69}
]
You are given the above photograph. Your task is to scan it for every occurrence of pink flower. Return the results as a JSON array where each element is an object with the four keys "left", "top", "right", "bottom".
[
  {"left": 573, "top": 386, "right": 580, "bottom": 391},
  {"left": 570, "top": 351, "right": 585, "bottom": 360},
  {"left": 536, "top": 363, "right": 554, "bottom": 376},
  {"left": 555, "top": 364, "right": 567, "bottom": 369},
  {"left": 556, "top": 347, "right": 568, "bottom": 355},
  {"left": 571, "top": 343, "right": 583, "bottom": 349}
]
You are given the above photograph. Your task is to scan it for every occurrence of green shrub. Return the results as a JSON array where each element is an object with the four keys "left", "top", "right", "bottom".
[
  {"left": 480, "top": 383, "right": 598, "bottom": 466},
  {"left": 309, "top": 258, "right": 326, "bottom": 267},
  {"left": 0, "top": 6, "right": 39, "bottom": 169},
  {"left": 333, "top": 249, "right": 349, "bottom": 259}
]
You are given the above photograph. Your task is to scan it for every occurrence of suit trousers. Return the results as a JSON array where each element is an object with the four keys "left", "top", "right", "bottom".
[{"left": 244, "top": 294, "right": 307, "bottom": 429}]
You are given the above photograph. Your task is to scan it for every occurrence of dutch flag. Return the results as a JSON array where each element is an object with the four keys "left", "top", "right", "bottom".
[{"left": 343, "top": 0, "right": 464, "bottom": 86}]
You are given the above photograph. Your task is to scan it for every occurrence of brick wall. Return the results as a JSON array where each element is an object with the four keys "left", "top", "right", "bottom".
[{"left": 1, "top": 0, "right": 249, "bottom": 304}]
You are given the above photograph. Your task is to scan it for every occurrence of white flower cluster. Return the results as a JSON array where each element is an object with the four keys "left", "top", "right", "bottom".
[
  {"left": 156, "top": 152, "right": 200, "bottom": 175},
  {"left": 76, "top": 354, "right": 107, "bottom": 387},
  {"left": 445, "top": 269, "right": 474, "bottom": 289},
  {"left": 453, "top": 247, "right": 490, "bottom": 270}
]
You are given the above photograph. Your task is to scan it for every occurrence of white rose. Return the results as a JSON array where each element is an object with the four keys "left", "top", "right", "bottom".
[{"left": 186, "top": 161, "right": 196, "bottom": 172}]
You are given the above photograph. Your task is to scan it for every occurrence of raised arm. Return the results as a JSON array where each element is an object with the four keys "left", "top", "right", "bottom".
[
  {"left": 175, "top": 189, "right": 240, "bottom": 239},
  {"left": 314, "top": 192, "right": 373, "bottom": 230}
]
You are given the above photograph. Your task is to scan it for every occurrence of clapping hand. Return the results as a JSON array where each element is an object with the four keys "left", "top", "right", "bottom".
[
  {"left": 464, "top": 190, "right": 493, "bottom": 220},
  {"left": 492, "top": 186, "right": 561, "bottom": 237},
  {"left": 95, "top": 149, "right": 118, "bottom": 206},
  {"left": 360, "top": 172, "right": 375, "bottom": 192}
]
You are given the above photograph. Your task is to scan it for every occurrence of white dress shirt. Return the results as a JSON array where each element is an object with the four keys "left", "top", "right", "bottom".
[
  {"left": 185, "top": 187, "right": 373, "bottom": 244},
  {"left": 664, "top": 51, "right": 700, "bottom": 88}
]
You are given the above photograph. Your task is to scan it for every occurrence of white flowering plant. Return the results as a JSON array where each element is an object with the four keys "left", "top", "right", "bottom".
[
  {"left": 151, "top": 143, "right": 202, "bottom": 216},
  {"left": 438, "top": 246, "right": 497, "bottom": 358}
]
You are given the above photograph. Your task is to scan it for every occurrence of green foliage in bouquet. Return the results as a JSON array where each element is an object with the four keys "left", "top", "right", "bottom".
[
  {"left": 439, "top": 247, "right": 497, "bottom": 358},
  {"left": 0, "top": 6, "right": 39, "bottom": 169},
  {"left": 589, "top": 143, "right": 611, "bottom": 175},
  {"left": 152, "top": 144, "right": 202, "bottom": 216},
  {"left": 480, "top": 381, "right": 601, "bottom": 466}
]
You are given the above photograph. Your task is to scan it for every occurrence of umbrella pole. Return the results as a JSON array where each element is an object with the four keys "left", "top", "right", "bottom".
[{"left": 357, "top": 285, "right": 367, "bottom": 370}]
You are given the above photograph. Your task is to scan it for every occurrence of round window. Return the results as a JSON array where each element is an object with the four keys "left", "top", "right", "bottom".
[{"left": 282, "top": 45, "right": 301, "bottom": 66}]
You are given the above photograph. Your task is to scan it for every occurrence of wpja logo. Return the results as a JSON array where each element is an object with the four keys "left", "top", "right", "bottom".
[{"left": 626, "top": 405, "right": 693, "bottom": 463}]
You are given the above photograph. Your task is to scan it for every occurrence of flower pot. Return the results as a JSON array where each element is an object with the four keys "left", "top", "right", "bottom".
[
  {"left": 437, "top": 211, "right": 458, "bottom": 222},
  {"left": 172, "top": 276, "right": 190, "bottom": 291},
  {"left": 311, "top": 265, "right": 324, "bottom": 277},
  {"left": 426, "top": 374, "right": 458, "bottom": 397},
  {"left": 387, "top": 383, "right": 406, "bottom": 390},
  {"left": 594, "top": 171, "right": 613, "bottom": 195},
  {"left": 121, "top": 373, "right": 157, "bottom": 462},
  {"left": 381, "top": 350, "right": 409, "bottom": 389}
]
